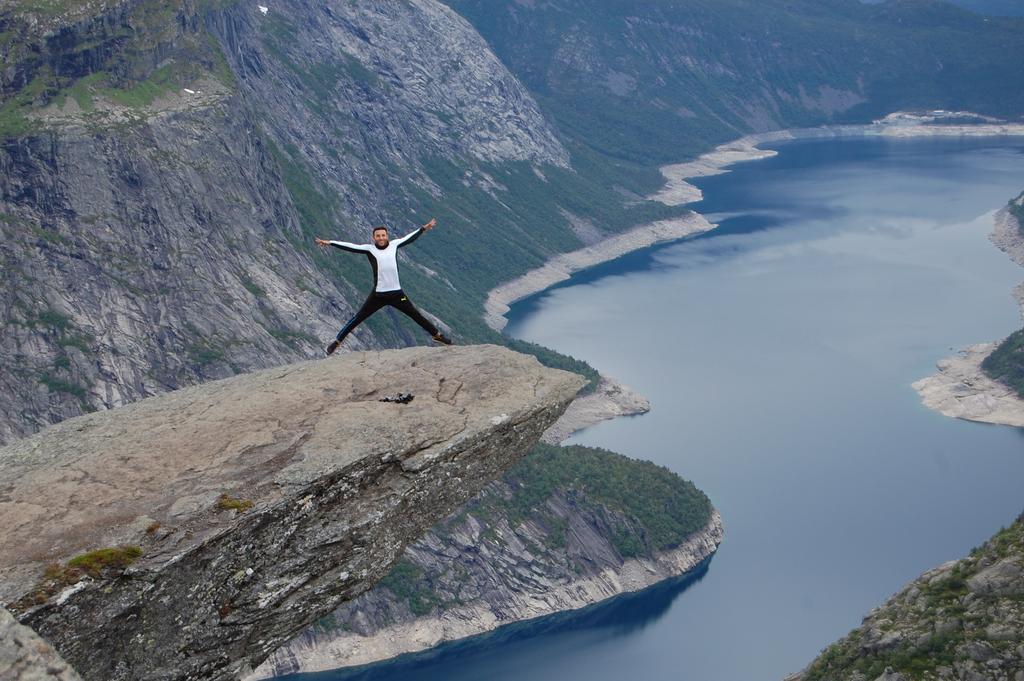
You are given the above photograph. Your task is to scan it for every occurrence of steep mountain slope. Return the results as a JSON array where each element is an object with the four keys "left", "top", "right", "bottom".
[
  {"left": 442, "top": 0, "right": 1024, "bottom": 161},
  {"left": 0, "top": 0, "right": 660, "bottom": 443},
  {"left": 975, "top": 191, "right": 1024, "bottom": 393}
]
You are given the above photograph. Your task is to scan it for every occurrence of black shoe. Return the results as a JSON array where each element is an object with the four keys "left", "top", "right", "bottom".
[
  {"left": 431, "top": 333, "right": 453, "bottom": 346},
  {"left": 326, "top": 340, "right": 340, "bottom": 355}
]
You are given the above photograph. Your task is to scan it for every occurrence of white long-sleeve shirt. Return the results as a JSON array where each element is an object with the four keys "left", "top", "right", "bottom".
[{"left": 328, "top": 228, "right": 424, "bottom": 293}]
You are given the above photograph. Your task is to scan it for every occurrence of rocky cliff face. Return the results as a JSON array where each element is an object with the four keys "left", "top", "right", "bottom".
[
  {"left": 252, "top": 443, "right": 721, "bottom": 677},
  {"left": 0, "top": 0, "right": 577, "bottom": 445},
  {"left": 788, "top": 512, "right": 1024, "bottom": 681},
  {"left": 0, "top": 344, "right": 584, "bottom": 681}
]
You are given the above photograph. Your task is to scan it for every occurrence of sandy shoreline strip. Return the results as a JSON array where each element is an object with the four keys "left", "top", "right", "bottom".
[
  {"left": 651, "top": 121, "right": 1024, "bottom": 208},
  {"left": 484, "top": 213, "right": 715, "bottom": 332}
]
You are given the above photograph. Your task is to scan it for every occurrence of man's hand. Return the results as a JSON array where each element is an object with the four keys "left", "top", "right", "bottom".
[
  {"left": 314, "top": 237, "right": 330, "bottom": 248},
  {"left": 422, "top": 218, "right": 437, "bottom": 231}
]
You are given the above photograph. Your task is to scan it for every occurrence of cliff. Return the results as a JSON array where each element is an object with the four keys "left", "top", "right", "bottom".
[
  {"left": 0, "top": 344, "right": 584, "bottom": 681},
  {"left": 252, "top": 444, "right": 722, "bottom": 677},
  {"left": 0, "top": 0, "right": 607, "bottom": 444},
  {"left": 787, "top": 512, "right": 1024, "bottom": 681}
]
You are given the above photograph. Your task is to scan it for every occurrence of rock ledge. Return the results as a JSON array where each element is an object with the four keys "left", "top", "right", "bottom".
[{"left": 0, "top": 345, "right": 583, "bottom": 681}]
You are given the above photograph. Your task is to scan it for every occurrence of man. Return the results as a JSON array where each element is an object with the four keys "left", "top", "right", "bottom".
[{"left": 315, "top": 218, "right": 452, "bottom": 355}]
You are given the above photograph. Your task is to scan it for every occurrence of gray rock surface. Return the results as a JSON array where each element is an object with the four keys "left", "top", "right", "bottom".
[
  {"left": 911, "top": 343, "right": 1024, "bottom": 427},
  {"left": 0, "top": 344, "right": 584, "bottom": 681},
  {"left": 967, "top": 558, "right": 1024, "bottom": 597},
  {"left": 0, "top": 608, "right": 82, "bottom": 681}
]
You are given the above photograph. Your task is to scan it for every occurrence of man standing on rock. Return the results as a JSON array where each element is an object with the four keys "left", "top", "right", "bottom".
[{"left": 315, "top": 218, "right": 452, "bottom": 355}]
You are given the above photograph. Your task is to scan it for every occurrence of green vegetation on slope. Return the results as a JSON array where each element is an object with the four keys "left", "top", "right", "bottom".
[
  {"left": 466, "top": 443, "right": 712, "bottom": 553},
  {"left": 982, "top": 328, "right": 1024, "bottom": 395},
  {"left": 377, "top": 559, "right": 444, "bottom": 617},
  {"left": 525, "top": 443, "right": 711, "bottom": 551},
  {"left": 369, "top": 443, "right": 712, "bottom": 617},
  {"left": 11, "top": 545, "right": 143, "bottom": 611}
]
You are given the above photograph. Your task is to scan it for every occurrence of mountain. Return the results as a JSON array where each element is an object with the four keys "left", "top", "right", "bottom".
[
  {"left": 2, "top": 0, "right": 1023, "bottom": 443},
  {"left": 0, "top": 0, "right": 648, "bottom": 443},
  {"left": 442, "top": 0, "right": 1024, "bottom": 162},
  {"left": 978, "top": 191, "right": 1024, "bottom": 393}
]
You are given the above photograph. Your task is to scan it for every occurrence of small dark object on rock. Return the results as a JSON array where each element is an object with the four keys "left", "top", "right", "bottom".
[{"left": 379, "top": 393, "right": 414, "bottom": 404}]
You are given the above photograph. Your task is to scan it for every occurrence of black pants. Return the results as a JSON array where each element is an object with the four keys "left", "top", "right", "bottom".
[{"left": 336, "top": 290, "right": 438, "bottom": 343}]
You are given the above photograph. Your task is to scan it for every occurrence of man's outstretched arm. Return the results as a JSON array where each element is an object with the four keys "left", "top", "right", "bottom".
[
  {"left": 315, "top": 237, "right": 370, "bottom": 253},
  {"left": 394, "top": 218, "right": 437, "bottom": 249}
]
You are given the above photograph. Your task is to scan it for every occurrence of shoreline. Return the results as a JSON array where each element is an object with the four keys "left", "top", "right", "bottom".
[
  {"left": 484, "top": 212, "right": 716, "bottom": 332},
  {"left": 651, "top": 120, "right": 1024, "bottom": 207},
  {"left": 496, "top": 114, "right": 1024, "bottom": 438},
  {"left": 911, "top": 343, "right": 1024, "bottom": 427},
  {"left": 912, "top": 206, "right": 1024, "bottom": 425},
  {"left": 250, "top": 510, "right": 723, "bottom": 678}
]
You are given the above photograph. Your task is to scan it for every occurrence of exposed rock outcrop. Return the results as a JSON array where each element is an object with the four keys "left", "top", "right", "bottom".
[
  {"left": 989, "top": 203, "right": 1024, "bottom": 271},
  {"left": 540, "top": 375, "right": 650, "bottom": 444},
  {"left": 0, "top": 345, "right": 584, "bottom": 681},
  {"left": 911, "top": 343, "right": 1024, "bottom": 427}
]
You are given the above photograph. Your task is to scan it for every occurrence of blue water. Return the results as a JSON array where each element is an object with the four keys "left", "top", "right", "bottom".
[{"left": 282, "top": 137, "right": 1024, "bottom": 681}]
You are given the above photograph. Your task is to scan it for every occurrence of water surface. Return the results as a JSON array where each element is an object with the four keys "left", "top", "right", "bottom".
[{"left": 284, "top": 136, "right": 1024, "bottom": 681}]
